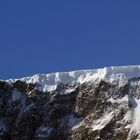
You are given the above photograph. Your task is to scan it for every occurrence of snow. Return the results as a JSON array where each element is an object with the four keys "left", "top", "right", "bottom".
[
  {"left": 92, "top": 112, "right": 113, "bottom": 131},
  {"left": 6, "top": 65, "right": 140, "bottom": 92},
  {"left": 59, "top": 88, "right": 76, "bottom": 95},
  {"left": 36, "top": 126, "right": 53, "bottom": 138},
  {"left": 68, "top": 114, "right": 83, "bottom": 130},
  {"left": 109, "top": 95, "right": 140, "bottom": 133},
  {"left": 108, "top": 95, "right": 128, "bottom": 104},
  {"left": 122, "top": 96, "right": 140, "bottom": 133},
  {"left": 15, "top": 95, "right": 26, "bottom": 126},
  {"left": 131, "top": 99, "right": 140, "bottom": 132},
  {"left": 65, "top": 88, "right": 76, "bottom": 94},
  {"left": 12, "top": 90, "right": 22, "bottom": 101}
]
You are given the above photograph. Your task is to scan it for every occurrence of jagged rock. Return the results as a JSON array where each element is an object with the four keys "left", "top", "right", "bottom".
[{"left": 1, "top": 66, "right": 140, "bottom": 140}]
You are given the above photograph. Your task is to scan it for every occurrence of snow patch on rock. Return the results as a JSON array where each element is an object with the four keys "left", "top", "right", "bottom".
[
  {"left": 68, "top": 115, "right": 83, "bottom": 130},
  {"left": 108, "top": 95, "right": 128, "bottom": 104},
  {"left": 36, "top": 126, "right": 53, "bottom": 138},
  {"left": 92, "top": 112, "right": 114, "bottom": 131},
  {"left": 131, "top": 99, "right": 140, "bottom": 132},
  {"left": 12, "top": 90, "right": 22, "bottom": 102}
]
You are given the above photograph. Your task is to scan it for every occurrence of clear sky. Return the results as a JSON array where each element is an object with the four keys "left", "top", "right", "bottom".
[{"left": 0, "top": 0, "right": 140, "bottom": 79}]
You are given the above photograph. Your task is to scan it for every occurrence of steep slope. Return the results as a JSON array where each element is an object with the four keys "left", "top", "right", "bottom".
[{"left": 1, "top": 65, "right": 140, "bottom": 140}]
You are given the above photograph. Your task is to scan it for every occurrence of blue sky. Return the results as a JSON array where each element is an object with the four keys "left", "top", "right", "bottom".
[{"left": 0, "top": 0, "right": 140, "bottom": 79}]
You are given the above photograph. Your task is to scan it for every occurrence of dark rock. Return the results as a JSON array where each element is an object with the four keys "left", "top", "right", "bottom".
[{"left": 0, "top": 79, "right": 140, "bottom": 140}]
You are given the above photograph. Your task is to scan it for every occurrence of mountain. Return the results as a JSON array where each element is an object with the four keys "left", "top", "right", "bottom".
[{"left": 1, "top": 65, "right": 140, "bottom": 140}]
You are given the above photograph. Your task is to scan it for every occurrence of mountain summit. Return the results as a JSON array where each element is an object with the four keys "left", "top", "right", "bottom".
[{"left": 1, "top": 65, "right": 140, "bottom": 140}]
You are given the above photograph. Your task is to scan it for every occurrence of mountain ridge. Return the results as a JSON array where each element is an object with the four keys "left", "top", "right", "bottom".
[
  {"left": 6, "top": 65, "right": 140, "bottom": 92},
  {"left": 1, "top": 65, "right": 140, "bottom": 139}
]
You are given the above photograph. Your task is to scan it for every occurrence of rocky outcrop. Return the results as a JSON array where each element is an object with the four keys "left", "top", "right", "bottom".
[{"left": 1, "top": 66, "right": 140, "bottom": 139}]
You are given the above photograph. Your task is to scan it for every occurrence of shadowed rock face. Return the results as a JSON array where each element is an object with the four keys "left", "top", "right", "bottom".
[{"left": 0, "top": 78, "right": 140, "bottom": 140}]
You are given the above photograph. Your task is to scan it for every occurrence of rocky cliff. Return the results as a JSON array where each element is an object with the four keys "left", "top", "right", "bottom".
[{"left": 1, "top": 65, "right": 140, "bottom": 140}]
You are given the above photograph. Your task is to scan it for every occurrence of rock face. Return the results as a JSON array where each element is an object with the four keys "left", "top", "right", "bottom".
[{"left": 1, "top": 66, "right": 140, "bottom": 140}]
